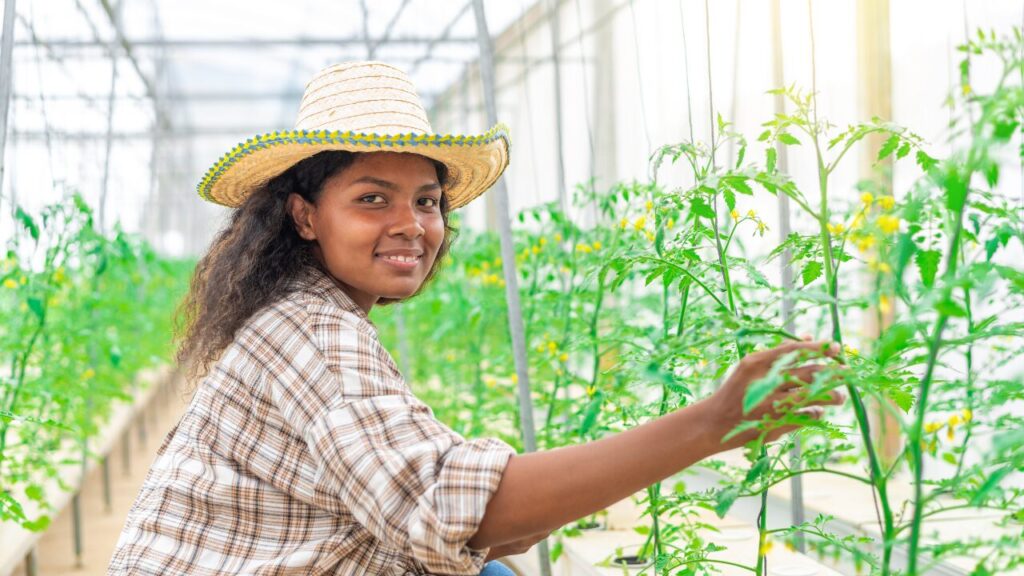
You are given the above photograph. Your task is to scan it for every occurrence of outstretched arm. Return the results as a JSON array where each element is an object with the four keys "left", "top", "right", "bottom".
[{"left": 469, "top": 340, "right": 843, "bottom": 550}]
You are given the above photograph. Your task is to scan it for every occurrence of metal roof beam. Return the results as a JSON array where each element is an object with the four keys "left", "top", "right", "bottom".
[{"left": 14, "top": 36, "right": 479, "bottom": 49}]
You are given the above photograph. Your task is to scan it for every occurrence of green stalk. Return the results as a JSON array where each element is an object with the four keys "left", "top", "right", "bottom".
[
  {"left": 809, "top": 121, "right": 895, "bottom": 575},
  {"left": 907, "top": 213, "right": 964, "bottom": 575}
]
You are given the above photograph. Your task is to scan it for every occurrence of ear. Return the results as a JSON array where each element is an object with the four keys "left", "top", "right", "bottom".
[{"left": 286, "top": 193, "right": 317, "bottom": 241}]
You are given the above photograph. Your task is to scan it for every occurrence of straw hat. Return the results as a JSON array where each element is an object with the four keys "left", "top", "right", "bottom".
[{"left": 197, "top": 61, "right": 510, "bottom": 210}]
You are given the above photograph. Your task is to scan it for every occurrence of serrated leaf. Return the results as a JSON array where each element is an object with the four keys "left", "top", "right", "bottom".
[
  {"left": 778, "top": 133, "right": 801, "bottom": 146},
  {"left": 801, "top": 260, "right": 822, "bottom": 286},
  {"left": 915, "top": 150, "right": 938, "bottom": 172},
  {"left": 27, "top": 297, "right": 44, "bottom": 320},
  {"left": 714, "top": 486, "right": 741, "bottom": 518},
  {"left": 915, "top": 249, "right": 941, "bottom": 287},
  {"left": 896, "top": 141, "right": 911, "bottom": 159},
  {"left": 766, "top": 147, "right": 777, "bottom": 173},
  {"left": 877, "top": 134, "right": 900, "bottom": 160}
]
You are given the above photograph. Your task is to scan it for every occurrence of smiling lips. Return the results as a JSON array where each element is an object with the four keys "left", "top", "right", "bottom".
[{"left": 376, "top": 251, "right": 423, "bottom": 270}]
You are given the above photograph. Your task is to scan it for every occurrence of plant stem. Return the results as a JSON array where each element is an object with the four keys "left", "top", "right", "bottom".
[{"left": 907, "top": 213, "right": 964, "bottom": 575}]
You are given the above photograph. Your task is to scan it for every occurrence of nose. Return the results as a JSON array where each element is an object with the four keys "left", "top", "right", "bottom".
[{"left": 388, "top": 201, "right": 425, "bottom": 239}]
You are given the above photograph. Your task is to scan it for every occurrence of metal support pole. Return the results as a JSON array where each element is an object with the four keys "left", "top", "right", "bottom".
[
  {"left": 770, "top": 0, "right": 804, "bottom": 552},
  {"left": 471, "top": 3, "right": 552, "bottom": 576},
  {"left": 547, "top": 0, "right": 568, "bottom": 216},
  {"left": 24, "top": 548, "right": 37, "bottom": 576},
  {"left": 72, "top": 492, "right": 83, "bottom": 567},
  {"left": 0, "top": 0, "right": 18, "bottom": 218},
  {"left": 102, "top": 456, "right": 112, "bottom": 512},
  {"left": 99, "top": 0, "right": 121, "bottom": 233},
  {"left": 121, "top": 429, "right": 131, "bottom": 475}
]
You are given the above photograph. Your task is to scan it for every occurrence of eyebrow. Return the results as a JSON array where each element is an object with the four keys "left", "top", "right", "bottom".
[{"left": 351, "top": 176, "right": 441, "bottom": 193}]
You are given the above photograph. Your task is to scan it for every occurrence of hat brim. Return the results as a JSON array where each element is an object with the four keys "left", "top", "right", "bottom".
[{"left": 198, "top": 124, "right": 510, "bottom": 210}]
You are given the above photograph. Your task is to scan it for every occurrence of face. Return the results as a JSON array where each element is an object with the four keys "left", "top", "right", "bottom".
[{"left": 288, "top": 152, "right": 446, "bottom": 314}]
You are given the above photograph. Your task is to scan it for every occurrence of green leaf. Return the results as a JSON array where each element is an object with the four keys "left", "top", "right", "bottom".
[
  {"left": 970, "top": 466, "right": 1011, "bottom": 506},
  {"left": 935, "top": 298, "right": 967, "bottom": 318},
  {"left": 25, "top": 484, "right": 44, "bottom": 502},
  {"left": 27, "top": 297, "right": 44, "bottom": 321},
  {"left": 690, "top": 196, "right": 716, "bottom": 220},
  {"left": 896, "top": 142, "right": 911, "bottom": 159},
  {"left": 915, "top": 150, "right": 938, "bottom": 172},
  {"left": 944, "top": 165, "right": 968, "bottom": 213},
  {"left": 875, "top": 322, "right": 917, "bottom": 364},
  {"left": 801, "top": 260, "right": 822, "bottom": 286},
  {"left": 877, "top": 134, "right": 900, "bottom": 161},
  {"left": 578, "top": 393, "right": 603, "bottom": 435},
  {"left": 725, "top": 176, "right": 753, "bottom": 195},
  {"left": 22, "top": 515, "right": 51, "bottom": 532},
  {"left": 15, "top": 207, "right": 40, "bottom": 240},
  {"left": 766, "top": 147, "right": 777, "bottom": 173},
  {"left": 714, "top": 485, "right": 741, "bottom": 518},
  {"left": 778, "top": 133, "right": 801, "bottom": 146},
  {"left": 915, "top": 249, "right": 941, "bottom": 287}
]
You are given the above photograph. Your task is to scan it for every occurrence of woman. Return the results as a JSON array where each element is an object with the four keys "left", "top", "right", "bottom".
[{"left": 109, "top": 62, "right": 843, "bottom": 576}]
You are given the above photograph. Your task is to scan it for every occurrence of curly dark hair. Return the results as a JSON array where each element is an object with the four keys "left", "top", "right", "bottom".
[{"left": 176, "top": 150, "right": 456, "bottom": 382}]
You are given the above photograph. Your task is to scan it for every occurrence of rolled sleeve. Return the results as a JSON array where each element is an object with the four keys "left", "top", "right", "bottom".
[{"left": 248, "top": 301, "right": 516, "bottom": 575}]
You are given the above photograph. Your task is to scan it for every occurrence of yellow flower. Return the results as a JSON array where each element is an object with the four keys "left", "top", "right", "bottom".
[
  {"left": 759, "top": 539, "right": 774, "bottom": 555},
  {"left": 19, "top": 275, "right": 27, "bottom": 285},
  {"left": 856, "top": 236, "right": 876, "bottom": 253},
  {"left": 948, "top": 414, "right": 961, "bottom": 428},
  {"left": 2, "top": 278, "right": 16, "bottom": 289},
  {"left": 645, "top": 200, "right": 654, "bottom": 212},
  {"left": 844, "top": 344, "right": 859, "bottom": 356},
  {"left": 592, "top": 241, "right": 602, "bottom": 251},
  {"left": 947, "top": 425, "right": 955, "bottom": 441},
  {"left": 559, "top": 352, "right": 569, "bottom": 363},
  {"left": 633, "top": 216, "right": 646, "bottom": 230},
  {"left": 619, "top": 217, "right": 629, "bottom": 229},
  {"left": 961, "top": 408, "right": 973, "bottom": 422},
  {"left": 531, "top": 245, "right": 541, "bottom": 255},
  {"left": 878, "top": 215, "right": 900, "bottom": 234},
  {"left": 924, "top": 421, "right": 942, "bottom": 434},
  {"left": 510, "top": 374, "right": 518, "bottom": 384},
  {"left": 586, "top": 385, "right": 597, "bottom": 396},
  {"left": 538, "top": 237, "right": 548, "bottom": 246},
  {"left": 666, "top": 218, "right": 675, "bottom": 229},
  {"left": 82, "top": 368, "right": 96, "bottom": 380},
  {"left": 494, "top": 257, "right": 502, "bottom": 267},
  {"left": 878, "top": 196, "right": 895, "bottom": 210},
  {"left": 879, "top": 294, "right": 892, "bottom": 315},
  {"left": 535, "top": 344, "right": 545, "bottom": 353},
  {"left": 53, "top": 267, "right": 66, "bottom": 284},
  {"left": 730, "top": 209, "right": 740, "bottom": 221},
  {"left": 645, "top": 231, "right": 656, "bottom": 242},
  {"left": 756, "top": 221, "right": 768, "bottom": 236},
  {"left": 962, "top": 83, "right": 972, "bottom": 95},
  {"left": 868, "top": 258, "right": 892, "bottom": 273},
  {"left": 827, "top": 222, "right": 845, "bottom": 236},
  {"left": 547, "top": 341, "right": 557, "bottom": 354},
  {"left": 576, "top": 243, "right": 592, "bottom": 253},
  {"left": 553, "top": 233, "right": 562, "bottom": 243},
  {"left": 861, "top": 192, "right": 874, "bottom": 206},
  {"left": 747, "top": 209, "right": 757, "bottom": 218},
  {"left": 851, "top": 213, "right": 865, "bottom": 230},
  {"left": 484, "top": 376, "right": 497, "bottom": 389}
]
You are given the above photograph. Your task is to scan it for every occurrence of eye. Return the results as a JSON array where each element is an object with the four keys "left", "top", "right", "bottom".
[
  {"left": 418, "top": 197, "right": 440, "bottom": 208},
  {"left": 359, "top": 194, "right": 385, "bottom": 204}
]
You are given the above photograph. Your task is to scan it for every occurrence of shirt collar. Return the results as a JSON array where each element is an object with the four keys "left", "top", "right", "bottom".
[{"left": 295, "top": 265, "right": 376, "bottom": 327}]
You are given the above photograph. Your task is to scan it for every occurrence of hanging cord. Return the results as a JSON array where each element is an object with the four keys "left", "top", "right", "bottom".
[
  {"left": 514, "top": 0, "right": 542, "bottom": 202},
  {"left": 725, "top": 0, "right": 742, "bottom": 166},
  {"left": 678, "top": 1, "right": 696, "bottom": 146},
  {"left": 627, "top": 0, "right": 652, "bottom": 156},
  {"left": 27, "top": 0, "right": 58, "bottom": 194},
  {"left": 573, "top": 0, "right": 597, "bottom": 188},
  {"left": 703, "top": 0, "right": 717, "bottom": 162}
]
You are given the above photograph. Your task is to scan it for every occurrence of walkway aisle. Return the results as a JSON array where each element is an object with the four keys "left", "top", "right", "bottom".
[{"left": 13, "top": 372, "right": 190, "bottom": 576}]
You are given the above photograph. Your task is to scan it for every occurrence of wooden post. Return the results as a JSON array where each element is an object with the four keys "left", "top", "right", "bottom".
[
  {"left": 471, "top": 3, "right": 552, "bottom": 576},
  {"left": 857, "top": 0, "right": 901, "bottom": 465}
]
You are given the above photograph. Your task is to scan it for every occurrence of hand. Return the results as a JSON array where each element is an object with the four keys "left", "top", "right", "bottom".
[
  {"left": 705, "top": 339, "right": 846, "bottom": 450},
  {"left": 482, "top": 531, "right": 551, "bottom": 562}
]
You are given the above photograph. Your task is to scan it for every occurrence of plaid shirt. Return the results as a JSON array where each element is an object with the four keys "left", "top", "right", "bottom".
[{"left": 108, "top": 266, "right": 516, "bottom": 575}]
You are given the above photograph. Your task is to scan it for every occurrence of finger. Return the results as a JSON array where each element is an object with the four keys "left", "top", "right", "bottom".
[
  {"left": 751, "top": 340, "right": 839, "bottom": 365},
  {"left": 777, "top": 365, "right": 827, "bottom": 390}
]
